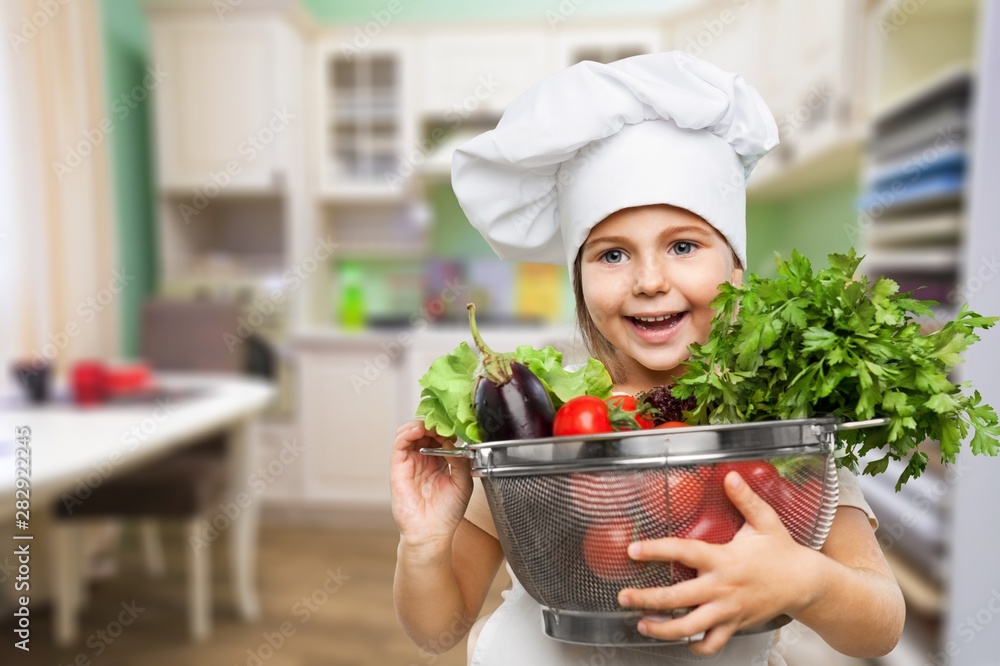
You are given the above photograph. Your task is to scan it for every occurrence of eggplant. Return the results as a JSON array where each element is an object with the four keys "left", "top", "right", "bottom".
[{"left": 468, "top": 303, "right": 555, "bottom": 442}]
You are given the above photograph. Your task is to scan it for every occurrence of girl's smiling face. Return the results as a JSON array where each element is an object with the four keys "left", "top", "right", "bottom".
[{"left": 579, "top": 204, "right": 741, "bottom": 393}]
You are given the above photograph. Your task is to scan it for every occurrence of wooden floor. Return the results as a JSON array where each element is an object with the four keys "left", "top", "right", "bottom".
[{"left": 0, "top": 522, "right": 510, "bottom": 666}]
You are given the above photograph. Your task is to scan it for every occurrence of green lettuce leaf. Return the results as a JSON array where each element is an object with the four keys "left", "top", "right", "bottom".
[
  {"left": 415, "top": 342, "right": 479, "bottom": 444},
  {"left": 513, "top": 346, "right": 613, "bottom": 410}
]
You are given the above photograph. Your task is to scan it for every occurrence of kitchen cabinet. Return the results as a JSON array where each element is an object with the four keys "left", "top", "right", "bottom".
[
  {"left": 147, "top": 1, "right": 312, "bottom": 338},
  {"left": 149, "top": 4, "right": 304, "bottom": 192},
  {"left": 257, "top": 422, "right": 303, "bottom": 503},
  {"left": 554, "top": 26, "right": 661, "bottom": 68},
  {"left": 297, "top": 335, "right": 404, "bottom": 505},
  {"left": 316, "top": 35, "right": 416, "bottom": 198},
  {"left": 665, "top": 0, "right": 867, "bottom": 198},
  {"left": 291, "top": 326, "right": 583, "bottom": 508},
  {"left": 418, "top": 30, "right": 554, "bottom": 116}
]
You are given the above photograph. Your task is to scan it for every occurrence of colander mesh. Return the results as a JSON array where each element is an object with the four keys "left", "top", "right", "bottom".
[{"left": 482, "top": 453, "right": 834, "bottom": 613}]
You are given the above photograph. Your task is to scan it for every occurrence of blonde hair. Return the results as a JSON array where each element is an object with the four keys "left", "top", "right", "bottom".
[{"left": 572, "top": 247, "right": 742, "bottom": 387}]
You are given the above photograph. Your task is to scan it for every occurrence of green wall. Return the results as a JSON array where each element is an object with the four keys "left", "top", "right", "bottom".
[
  {"left": 100, "top": 0, "right": 157, "bottom": 358},
  {"left": 745, "top": 178, "right": 860, "bottom": 278},
  {"left": 301, "top": 0, "right": 696, "bottom": 23},
  {"left": 427, "top": 181, "right": 497, "bottom": 259}
]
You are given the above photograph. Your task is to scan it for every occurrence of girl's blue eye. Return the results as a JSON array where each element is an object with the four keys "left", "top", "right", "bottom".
[
  {"left": 672, "top": 242, "right": 696, "bottom": 256},
  {"left": 601, "top": 249, "right": 625, "bottom": 264}
]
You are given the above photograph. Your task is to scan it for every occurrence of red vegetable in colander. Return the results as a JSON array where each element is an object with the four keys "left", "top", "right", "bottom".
[
  {"left": 675, "top": 503, "right": 743, "bottom": 544},
  {"left": 637, "top": 468, "right": 704, "bottom": 525},
  {"left": 709, "top": 461, "right": 780, "bottom": 500},
  {"left": 582, "top": 517, "right": 645, "bottom": 582}
]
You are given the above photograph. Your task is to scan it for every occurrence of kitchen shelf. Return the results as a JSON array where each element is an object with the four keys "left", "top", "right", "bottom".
[
  {"left": 869, "top": 65, "right": 973, "bottom": 131},
  {"left": 860, "top": 248, "right": 959, "bottom": 272},
  {"left": 157, "top": 194, "right": 288, "bottom": 284},
  {"left": 868, "top": 211, "right": 962, "bottom": 247}
]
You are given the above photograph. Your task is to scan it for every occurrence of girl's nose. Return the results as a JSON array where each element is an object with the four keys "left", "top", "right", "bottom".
[{"left": 631, "top": 258, "right": 671, "bottom": 296}]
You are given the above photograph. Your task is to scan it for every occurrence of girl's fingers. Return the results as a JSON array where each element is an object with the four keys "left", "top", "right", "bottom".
[
  {"left": 394, "top": 420, "right": 456, "bottom": 447},
  {"left": 392, "top": 428, "right": 424, "bottom": 453},
  {"left": 434, "top": 437, "right": 471, "bottom": 477},
  {"left": 396, "top": 419, "right": 424, "bottom": 436},
  {"left": 724, "top": 472, "right": 783, "bottom": 532},
  {"left": 688, "top": 621, "right": 740, "bottom": 657},
  {"left": 618, "top": 576, "right": 712, "bottom": 611},
  {"left": 635, "top": 602, "right": 724, "bottom": 644},
  {"left": 626, "top": 537, "right": 713, "bottom": 569}
]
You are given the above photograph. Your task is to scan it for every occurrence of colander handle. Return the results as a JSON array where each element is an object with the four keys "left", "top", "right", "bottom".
[
  {"left": 835, "top": 417, "right": 890, "bottom": 431},
  {"left": 418, "top": 447, "right": 473, "bottom": 458}
]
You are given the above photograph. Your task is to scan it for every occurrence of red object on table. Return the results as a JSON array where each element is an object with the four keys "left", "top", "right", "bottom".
[
  {"left": 105, "top": 362, "right": 153, "bottom": 396},
  {"left": 71, "top": 360, "right": 108, "bottom": 405}
]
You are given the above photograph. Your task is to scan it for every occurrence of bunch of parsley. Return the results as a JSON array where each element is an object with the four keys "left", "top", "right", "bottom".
[{"left": 672, "top": 249, "right": 1000, "bottom": 490}]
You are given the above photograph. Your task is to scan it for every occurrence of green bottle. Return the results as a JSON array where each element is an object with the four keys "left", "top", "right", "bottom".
[{"left": 338, "top": 262, "right": 367, "bottom": 331}]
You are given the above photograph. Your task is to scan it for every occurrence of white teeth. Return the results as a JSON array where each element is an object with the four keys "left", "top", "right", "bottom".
[{"left": 634, "top": 314, "right": 678, "bottom": 322}]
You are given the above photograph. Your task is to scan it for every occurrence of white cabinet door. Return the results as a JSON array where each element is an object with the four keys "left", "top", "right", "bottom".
[
  {"left": 419, "top": 31, "right": 553, "bottom": 116},
  {"left": 299, "top": 348, "right": 401, "bottom": 505},
  {"left": 257, "top": 422, "right": 303, "bottom": 504},
  {"left": 316, "top": 35, "right": 416, "bottom": 198},
  {"left": 150, "top": 17, "right": 293, "bottom": 191}
]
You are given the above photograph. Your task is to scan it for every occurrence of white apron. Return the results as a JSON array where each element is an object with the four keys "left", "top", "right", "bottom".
[{"left": 470, "top": 563, "right": 779, "bottom": 666}]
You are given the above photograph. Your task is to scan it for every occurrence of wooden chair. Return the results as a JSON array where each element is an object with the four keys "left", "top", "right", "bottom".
[
  {"left": 51, "top": 298, "right": 249, "bottom": 643},
  {"left": 53, "top": 437, "right": 228, "bottom": 641}
]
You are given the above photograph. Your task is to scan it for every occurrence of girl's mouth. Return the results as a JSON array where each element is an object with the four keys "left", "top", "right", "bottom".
[{"left": 625, "top": 312, "right": 687, "bottom": 342}]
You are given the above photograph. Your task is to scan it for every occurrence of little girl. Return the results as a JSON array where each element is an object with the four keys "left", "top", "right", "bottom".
[{"left": 390, "top": 52, "right": 904, "bottom": 665}]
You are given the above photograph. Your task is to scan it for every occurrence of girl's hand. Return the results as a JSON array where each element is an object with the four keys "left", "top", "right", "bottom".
[
  {"left": 617, "top": 471, "right": 825, "bottom": 656},
  {"left": 390, "top": 419, "right": 474, "bottom": 556}
]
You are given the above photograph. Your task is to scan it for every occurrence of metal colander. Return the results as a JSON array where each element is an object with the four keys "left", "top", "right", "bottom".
[{"left": 422, "top": 416, "right": 886, "bottom": 646}]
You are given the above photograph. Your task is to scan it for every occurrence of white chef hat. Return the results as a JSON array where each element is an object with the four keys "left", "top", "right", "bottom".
[{"left": 451, "top": 51, "right": 779, "bottom": 273}]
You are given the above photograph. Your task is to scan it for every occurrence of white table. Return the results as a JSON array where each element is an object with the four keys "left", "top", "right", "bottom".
[{"left": 0, "top": 373, "right": 275, "bottom": 644}]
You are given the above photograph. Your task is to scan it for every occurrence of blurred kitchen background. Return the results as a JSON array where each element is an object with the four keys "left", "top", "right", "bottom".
[{"left": 1, "top": 0, "right": 999, "bottom": 664}]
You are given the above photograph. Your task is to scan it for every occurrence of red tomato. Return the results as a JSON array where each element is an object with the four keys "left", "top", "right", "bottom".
[
  {"left": 553, "top": 396, "right": 612, "bottom": 436},
  {"left": 770, "top": 477, "right": 823, "bottom": 542},
  {"left": 637, "top": 472, "right": 667, "bottom": 523},
  {"left": 801, "top": 478, "right": 825, "bottom": 516},
  {"left": 639, "top": 468, "right": 705, "bottom": 525},
  {"left": 582, "top": 517, "right": 644, "bottom": 582},
  {"left": 606, "top": 395, "right": 655, "bottom": 430},
  {"left": 676, "top": 504, "right": 743, "bottom": 543},
  {"left": 666, "top": 504, "right": 742, "bottom": 583},
  {"left": 709, "top": 460, "right": 781, "bottom": 502},
  {"left": 568, "top": 472, "right": 634, "bottom": 520},
  {"left": 654, "top": 421, "right": 689, "bottom": 429},
  {"left": 668, "top": 469, "right": 705, "bottom": 524}
]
